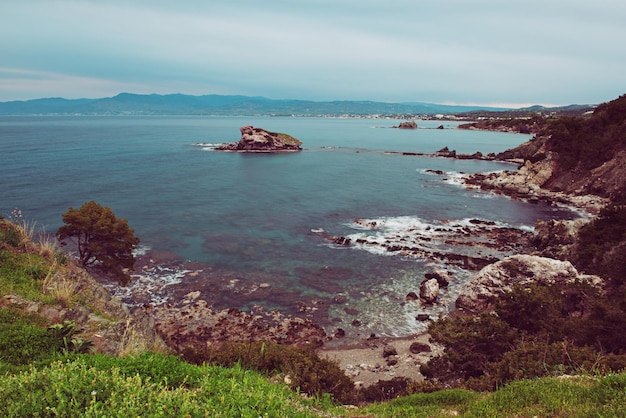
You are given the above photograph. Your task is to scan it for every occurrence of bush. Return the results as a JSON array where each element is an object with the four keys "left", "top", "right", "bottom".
[
  {"left": 574, "top": 204, "right": 626, "bottom": 285},
  {"left": 0, "top": 308, "right": 63, "bottom": 369},
  {"left": 359, "top": 377, "right": 412, "bottom": 403},
  {"left": 181, "top": 341, "right": 356, "bottom": 404},
  {"left": 424, "top": 281, "right": 626, "bottom": 389}
]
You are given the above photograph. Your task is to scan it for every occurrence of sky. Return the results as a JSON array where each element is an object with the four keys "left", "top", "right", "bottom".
[{"left": 1, "top": 0, "right": 625, "bottom": 107}]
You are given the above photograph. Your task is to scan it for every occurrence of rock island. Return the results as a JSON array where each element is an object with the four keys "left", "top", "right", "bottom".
[{"left": 216, "top": 125, "right": 303, "bottom": 152}]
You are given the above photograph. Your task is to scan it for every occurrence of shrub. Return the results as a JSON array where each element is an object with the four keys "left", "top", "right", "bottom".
[
  {"left": 359, "top": 377, "right": 412, "bottom": 403},
  {"left": 574, "top": 204, "right": 626, "bottom": 285},
  {"left": 181, "top": 341, "right": 356, "bottom": 404},
  {"left": 0, "top": 308, "right": 63, "bottom": 369},
  {"left": 424, "top": 281, "right": 626, "bottom": 389}
]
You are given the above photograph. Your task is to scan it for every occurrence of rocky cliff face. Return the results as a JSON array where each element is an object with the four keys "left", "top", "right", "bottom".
[
  {"left": 217, "top": 125, "right": 302, "bottom": 152},
  {"left": 483, "top": 94, "right": 626, "bottom": 204}
]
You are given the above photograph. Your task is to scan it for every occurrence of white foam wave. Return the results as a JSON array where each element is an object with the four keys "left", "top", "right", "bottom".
[
  {"left": 105, "top": 265, "right": 194, "bottom": 307},
  {"left": 336, "top": 215, "right": 532, "bottom": 262}
]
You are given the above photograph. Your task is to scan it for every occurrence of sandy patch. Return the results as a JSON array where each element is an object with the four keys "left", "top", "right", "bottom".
[{"left": 317, "top": 332, "right": 442, "bottom": 387}]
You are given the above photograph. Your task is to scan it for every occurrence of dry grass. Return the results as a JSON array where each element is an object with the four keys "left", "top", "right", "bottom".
[{"left": 117, "top": 318, "right": 164, "bottom": 357}]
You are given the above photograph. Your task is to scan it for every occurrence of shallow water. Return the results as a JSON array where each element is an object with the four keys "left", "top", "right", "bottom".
[{"left": 0, "top": 116, "right": 577, "bottom": 340}]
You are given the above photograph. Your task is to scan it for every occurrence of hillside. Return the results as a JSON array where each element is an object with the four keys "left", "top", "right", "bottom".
[
  {"left": 495, "top": 94, "right": 626, "bottom": 200},
  {"left": 0, "top": 92, "right": 507, "bottom": 116}
]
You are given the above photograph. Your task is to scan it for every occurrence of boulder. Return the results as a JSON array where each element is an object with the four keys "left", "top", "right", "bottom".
[
  {"left": 455, "top": 254, "right": 604, "bottom": 313},
  {"left": 216, "top": 126, "right": 302, "bottom": 152},
  {"left": 382, "top": 345, "right": 398, "bottom": 358},
  {"left": 405, "top": 291, "right": 419, "bottom": 301},
  {"left": 415, "top": 314, "right": 430, "bottom": 321},
  {"left": 425, "top": 270, "right": 451, "bottom": 288},
  {"left": 419, "top": 278, "right": 440, "bottom": 304},
  {"left": 409, "top": 341, "right": 432, "bottom": 354}
]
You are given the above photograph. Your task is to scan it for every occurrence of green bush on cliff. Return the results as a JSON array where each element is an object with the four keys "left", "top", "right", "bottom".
[
  {"left": 547, "top": 94, "right": 626, "bottom": 171},
  {"left": 0, "top": 308, "right": 64, "bottom": 371},
  {"left": 423, "top": 282, "right": 626, "bottom": 390}
]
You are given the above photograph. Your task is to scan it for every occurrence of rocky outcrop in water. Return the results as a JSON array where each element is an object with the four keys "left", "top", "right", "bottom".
[
  {"left": 216, "top": 125, "right": 302, "bottom": 152},
  {"left": 455, "top": 254, "right": 604, "bottom": 313},
  {"left": 394, "top": 121, "right": 417, "bottom": 129}
]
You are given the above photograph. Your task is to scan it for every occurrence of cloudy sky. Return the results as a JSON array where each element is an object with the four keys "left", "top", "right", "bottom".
[{"left": 2, "top": 0, "right": 625, "bottom": 106}]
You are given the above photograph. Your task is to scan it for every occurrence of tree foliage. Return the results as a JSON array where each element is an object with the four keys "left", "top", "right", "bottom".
[{"left": 57, "top": 201, "right": 139, "bottom": 285}]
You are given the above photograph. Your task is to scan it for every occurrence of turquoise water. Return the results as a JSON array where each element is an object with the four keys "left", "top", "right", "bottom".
[{"left": 0, "top": 116, "right": 576, "bottom": 338}]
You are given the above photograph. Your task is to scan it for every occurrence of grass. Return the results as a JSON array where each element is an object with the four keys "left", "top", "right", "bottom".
[
  {"left": 0, "top": 355, "right": 333, "bottom": 417},
  {"left": 350, "top": 375, "right": 626, "bottom": 417}
]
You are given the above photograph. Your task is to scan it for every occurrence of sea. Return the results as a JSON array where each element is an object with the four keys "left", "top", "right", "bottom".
[{"left": 0, "top": 115, "right": 578, "bottom": 340}]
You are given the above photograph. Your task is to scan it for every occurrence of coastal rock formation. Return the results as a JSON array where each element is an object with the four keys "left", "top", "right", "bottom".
[
  {"left": 455, "top": 254, "right": 604, "bottom": 313},
  {"left": 464, "top": 152, "right": 608, "bottom": 213},
  {"left": 149, "top": 293, "right": 328, "bottom": 353},
  {"left": 394, "top": 121, "right": 418, "bottom": 129},
  {"left": 216, "top": 125, "right": 302, "bottom": 152},
  {"left": 532, "top": 219, "right": 588, "bottom": 260}
]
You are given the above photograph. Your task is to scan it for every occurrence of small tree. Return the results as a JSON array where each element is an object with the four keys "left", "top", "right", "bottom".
[{"left": 57, "top": 201, "right": 140, "bottom": 285}]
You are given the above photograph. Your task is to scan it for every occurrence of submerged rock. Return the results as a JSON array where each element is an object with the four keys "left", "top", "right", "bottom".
[{"left": 216, "top": 125, "right": 302, "bottom": 152}]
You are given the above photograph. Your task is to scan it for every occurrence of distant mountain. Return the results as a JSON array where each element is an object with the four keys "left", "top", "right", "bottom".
[{"left": 0, "top": 93, "right": 509, "bottom": 116}]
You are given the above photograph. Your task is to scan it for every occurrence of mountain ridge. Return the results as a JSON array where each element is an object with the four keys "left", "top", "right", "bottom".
[{"left": 0, "top": 92, "right": 515, "bottom": 116}]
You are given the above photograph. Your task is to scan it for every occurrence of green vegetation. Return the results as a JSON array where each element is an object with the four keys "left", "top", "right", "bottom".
[
  {"left": 574, "top": 203, "right": 626, "bottom": 286},
  {"left": 57, "top": 201, "right": 140, "bottom": 285},
  {"left": 276, "top": 132, "right": 303, "bottom": 147},
  {"left": 422, "top": 281, "right": 626, "bottom": 391},
  {"left": 182, "top": 340, "right": 357, "bottom": 404},
  {"left": 547, "top": 94, "right": 626, "bottom": 171},
  {"left": 352, "top": 375, "right": 626, "bottom": 417},
  {"left": 0, "top": 356, "right": 334, "bottom": 417}
]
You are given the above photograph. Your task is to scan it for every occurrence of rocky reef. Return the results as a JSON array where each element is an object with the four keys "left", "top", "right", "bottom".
[{"left": 216, "top": 125, "right": 302, "bottom": 152}]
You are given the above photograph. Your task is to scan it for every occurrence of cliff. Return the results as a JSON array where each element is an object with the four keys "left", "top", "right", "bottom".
[{"left": 488, "top": 94, "right": 626, "bottom": 204}]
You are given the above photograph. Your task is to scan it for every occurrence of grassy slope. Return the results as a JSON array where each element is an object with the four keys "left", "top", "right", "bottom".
[{"left": 2, "top": 216, "right": 625, "bottom": 416}]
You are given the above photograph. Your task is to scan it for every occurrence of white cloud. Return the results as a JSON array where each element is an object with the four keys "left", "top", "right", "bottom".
[{"left": 1, "top": 0, "right": 625, "bottom": 104}]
